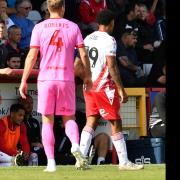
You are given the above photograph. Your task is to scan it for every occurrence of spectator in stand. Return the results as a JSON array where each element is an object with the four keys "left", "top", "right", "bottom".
[
  {"left": 0, "top": 19, "right": 8, "bottom": 68},
  {"left": 6, "top": 52, "right": 21, "bottom": 69},
  {"left": 116, "top": 28, "right": 146, "bottom": 87},
  {"left": 136, "top": 3, "right": 160, "bottom": 64},
  {"left": 18, "top": 95, "right": 47, "bottom": 165},
  {"left": 138, "top": 1, "right": 157, "bottom": 26},
  {"left": 10, "top": 0, "right": 35, "bottom": 50},
  {"left": 78, "top": 0, "right": 106, "bottom": 37},
  {"left": 0, "top": 103, "right": 30, "bottom": 166},
  {"left": 0, "top": 0, "right": 14, "bottom": 29},
  {"left": 0, "top": 48, "right": 11, "bottom": 76},
  {"left": 138, "top": 0, "right": 163, "bottom": 19},
  {"left": 6, "top": 25, "right": 27, "bottom": 68},
  {"left": 6, "top": 25, "right": 21, "bottom": 54},
  {"left": 112, "top": 1, "right": 140, "bottom": 41}
]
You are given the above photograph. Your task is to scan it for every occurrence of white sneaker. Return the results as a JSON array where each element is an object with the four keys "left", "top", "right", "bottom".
[
  {"left": 43, "top": 159, "right": 56, "bottom": 172},
  {"left": 71, "top": 148, "right": 89, "bottom": 170},
  {"left": 43, "top": 166, "right": 56, "bottom": 172},
  {"left": 119, "top": 161, "right": 144, "bottom": 170}
]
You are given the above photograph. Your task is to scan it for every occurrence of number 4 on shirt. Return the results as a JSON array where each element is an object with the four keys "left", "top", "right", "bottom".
[{"left": 49, "top": 30, "right": 64, "bottom": 51}]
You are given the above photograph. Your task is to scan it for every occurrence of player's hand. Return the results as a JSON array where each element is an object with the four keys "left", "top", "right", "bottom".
[
  {"left": 83, "top": 77, "right": 93, "bottom": 91},
  {"left": 143, "top": 44, "right": 154, "bottom": 52},
  {"left": 118, "top": 88, "right": 128, "bottom": 103},
  {"left": 1, "top": 68, "right": 14, "bottom": 75},
  {"left": 158, "top": 75, "right": 166, "bottom": 84},
  {"left": 19, "top": 82, "right": 28, "bottom": 99}
]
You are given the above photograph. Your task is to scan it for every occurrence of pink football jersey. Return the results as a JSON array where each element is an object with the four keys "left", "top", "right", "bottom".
[{"left": 30, "top": 18, "right": 84, "bottom": 81}]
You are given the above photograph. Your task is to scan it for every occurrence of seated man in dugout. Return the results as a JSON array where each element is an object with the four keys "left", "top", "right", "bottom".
[{"left": 0, "top": 103, "right": 30, "bottom": 166}]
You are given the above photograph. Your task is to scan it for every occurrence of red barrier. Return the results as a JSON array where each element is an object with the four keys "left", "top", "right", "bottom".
[{"left": 0, "top": 69, "right": 38, "bottom": 83}]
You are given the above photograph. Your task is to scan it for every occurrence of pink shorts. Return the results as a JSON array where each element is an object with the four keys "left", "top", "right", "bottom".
[
  {"left": 83, "top": 88, "right": 121, "bottom": 120},
  {"left": 37, "top": 81, "right": 75, "bottom": 115}
]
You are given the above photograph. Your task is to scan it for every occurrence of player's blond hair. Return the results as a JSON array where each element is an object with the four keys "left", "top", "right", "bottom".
[{"left": 47, "top": 0, "right": 65, "bottom": 12}]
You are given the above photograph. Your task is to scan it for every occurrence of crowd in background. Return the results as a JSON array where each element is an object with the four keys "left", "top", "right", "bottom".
[
  {"left": 0, "top": 0, "right": 166, "bottom": 167},
  {"left": 0, "top": 0, "right": 166, "bottom": 87}
]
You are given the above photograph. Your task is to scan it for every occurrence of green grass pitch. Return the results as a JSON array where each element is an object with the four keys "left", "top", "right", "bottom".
[{"left": 0, "top": 164, "right": 165, "bottom": 180}]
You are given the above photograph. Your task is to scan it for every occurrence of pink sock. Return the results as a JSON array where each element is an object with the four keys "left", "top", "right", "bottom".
[
  {"left": 42, "top": 122, "right": 55, "bottom": 159},
  {"left": 64, "top": 120, "right": 79, "bottom": 144}
]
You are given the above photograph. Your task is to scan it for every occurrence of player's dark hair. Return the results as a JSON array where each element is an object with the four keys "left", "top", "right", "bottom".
[
  {"left": 96, "top": 9, "right": 115, "bottom": 26},
  {"left": 10, "top": 103, "right": 25, "bottom": 113}
]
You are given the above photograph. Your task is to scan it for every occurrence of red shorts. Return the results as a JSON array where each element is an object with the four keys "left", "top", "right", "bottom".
[
  {"left": 37, "top": 80, "right": 75, "bottom": 115},
  {"left": 83, "top": 88, "right": 121, "bottom": 120}
]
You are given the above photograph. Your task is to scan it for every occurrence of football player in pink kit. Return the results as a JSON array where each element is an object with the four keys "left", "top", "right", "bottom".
[
  {"left": 79, "top": 9, "right": 144, "bottom": 170},
  {"left": 19, "top": 0, "right": 92, "bottom": 172}
]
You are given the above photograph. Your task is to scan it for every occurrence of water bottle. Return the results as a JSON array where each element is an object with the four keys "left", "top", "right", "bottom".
[{"left": 29, "top": 153, "right": 38, "bottom": 166}]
